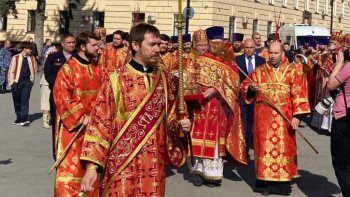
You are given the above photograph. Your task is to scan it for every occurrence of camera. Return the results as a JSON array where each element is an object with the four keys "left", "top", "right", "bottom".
[{"left": 315, "top": 96, "right": 334, "bottom": 115}]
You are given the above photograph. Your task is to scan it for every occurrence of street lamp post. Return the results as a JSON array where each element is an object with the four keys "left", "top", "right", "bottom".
[
  {"left": 330, "top": 0, "right": 334, "bottom": 34},
  {"left": 185, "top": 0, "right": 190, "bottom": 34}
]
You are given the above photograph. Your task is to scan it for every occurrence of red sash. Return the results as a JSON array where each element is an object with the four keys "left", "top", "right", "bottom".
[{"left": 101, "top": 70, "right": 177, "bottom": 194}]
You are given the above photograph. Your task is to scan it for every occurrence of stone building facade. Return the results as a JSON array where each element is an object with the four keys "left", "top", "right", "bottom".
[{"left": 0, "top": 0, "right": 348, "bottom": 42}]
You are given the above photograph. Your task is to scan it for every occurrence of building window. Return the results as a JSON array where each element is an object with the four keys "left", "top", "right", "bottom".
[
  {"left": 267, "top": 21, "right": 272, "bottom": 38},
  {"left": 269, "top": 0, "right": 274, "bottom": 5},
  {"left": 173, "top": 14, "right": 186, "bottom": 36},
  {"left": 282, "top": 0, "right": 287, "bottom": 7},
  {"left": 341, "top": 0, "right": 345, "bottom": 17},
  {"left": 332, "top": 0, "right": 336, "bottom": 16},
  {"left": 253, "top": 19, "right": 258, "bottom": 35},
  {"left": 305, "top": 0, "right": 309, "bottom": 11},
  {"left": 229, "top": 17, "right": 236, "bottom": 42},
  {"left": 132, "top": 12, "right": 145, "bottom": 25},
  {"left": 59, "top": 11, "right": 69, "bottom": 34},
  {"left": 294, "top": 0, "right": 298, "bottom": 9},
  {"left": 0, "top": 16, "right": 7, "bottom": 31},
  {"left": 92, "top": 12, "right": 105, "bottom": 31},
  {"left": 27, "top": 10, "right": 35, "bottom": 32},
  {"left": 324, "top": 0, "right": 329, "bottom": 15},
  {"left": 315, "top": 0, "right": 320, "bottom": 13}
]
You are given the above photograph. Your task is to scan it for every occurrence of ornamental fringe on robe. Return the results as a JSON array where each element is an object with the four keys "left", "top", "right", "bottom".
[
  {"left": 192, "top": 52, "right": 247, "bottom": 166},
  {"left": 98, "top": 44, "right": 130, "bottom": 72},
  {"left": 80, "top": 65, "right": 186, "bottom": 197},
  {"left": 241, "top": 60, "right": 310, "bottom": 181},
  {"left": 53, "top": 57, "right": 103, "bottom": 197}
]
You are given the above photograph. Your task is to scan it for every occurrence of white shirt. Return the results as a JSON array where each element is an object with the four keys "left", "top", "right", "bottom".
[{"left": 245, "top": 54, "right": 256, "bottom": 72}]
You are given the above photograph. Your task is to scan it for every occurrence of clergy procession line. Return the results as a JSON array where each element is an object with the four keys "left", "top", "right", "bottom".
[{"left": 2, "top": 21, "right": 350, "bottom": 197}]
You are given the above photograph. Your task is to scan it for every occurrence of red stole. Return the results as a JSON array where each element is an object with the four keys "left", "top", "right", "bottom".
[{"left": 101, "top": 70, "right": 178, "bottom": 194}]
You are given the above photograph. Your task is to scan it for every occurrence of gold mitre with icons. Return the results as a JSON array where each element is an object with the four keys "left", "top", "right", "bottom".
[{"left": 193, "top": 29, "right": 208, "bottom": 46}]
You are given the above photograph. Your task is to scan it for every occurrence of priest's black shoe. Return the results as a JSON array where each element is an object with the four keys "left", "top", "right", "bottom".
[{"left": 192, "top": 174, "right": 203, "bottom": 186}]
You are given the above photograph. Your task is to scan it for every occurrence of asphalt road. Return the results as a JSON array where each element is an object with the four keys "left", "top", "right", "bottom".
[{"left": 0, "top": 76, "right": 343, "bottom": 197}]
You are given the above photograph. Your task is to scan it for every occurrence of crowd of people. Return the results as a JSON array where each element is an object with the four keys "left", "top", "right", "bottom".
[{"left": 1, "top": 22, "right": 350, "bottom": 197}]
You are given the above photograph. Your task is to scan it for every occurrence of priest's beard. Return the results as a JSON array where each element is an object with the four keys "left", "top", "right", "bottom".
[
  {"left": 210, "top": 42, "right": 236, "bottom": 65},
  {"left": 85, "top": 49, "right": 98, "bottom": 60},
  {"left": 139, "top": 50, "right": 159, "bottom": 68},
  {"left": 234, "top": 46, "right": 241, "bottom": 53}
]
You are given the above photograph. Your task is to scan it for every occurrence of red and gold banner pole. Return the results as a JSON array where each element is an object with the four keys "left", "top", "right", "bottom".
[{"left": 177, "top": 0, "right": 185, "bottom": 137}]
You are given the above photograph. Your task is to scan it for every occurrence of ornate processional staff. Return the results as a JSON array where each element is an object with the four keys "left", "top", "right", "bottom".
[
  {"left": 48, "top": 124, "right": 86, "bottom": 174},
  {"left": 235, "top": 66, "right": 319, "bottom": 154},
  {"left": 176, "top": 0, "right": 194, "bottom": 166},
  {"left": 177, "top": 0, "right": 185, "bottom": 137}
]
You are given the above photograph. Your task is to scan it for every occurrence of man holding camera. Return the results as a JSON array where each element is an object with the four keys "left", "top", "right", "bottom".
[{"left": 328, "top": 50, "right": 350, "bottom": 197}]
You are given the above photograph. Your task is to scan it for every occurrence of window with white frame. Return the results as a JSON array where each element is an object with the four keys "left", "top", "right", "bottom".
[
  {"left": 59, "top": 11, "right": 69, "bottom": 34},
  {"left": 294, "top": 0, "right": 298, "bottom": 9},
  {"left": 332, "top": 0, "right": 337, "bottom": 16},
  {"left": 324, "top": 0, "right": 329, "bottom": 15},
  {"left": 92, "top": 12, "right": 105, "bottom": 31},
  {"left": 267, "top": 21, "right": 272, "bottom": 38},
  {"left": 173, "top": 14, "right": 186, "bottom": 36},
  {"left": 269, "top": 0, "right": 274, "bottom": 5},
  {"left": 0, "top": 16, "right": 7, "bottom": 31},
  {"left": 315, "top": 0, "right": 320, "bottom": 13},
  {"left": 341, "top": 0, "right": 345, "bottom": 17},
  {"left": 27, "top": 10, "right": 35, "bottom": 32},
  {"left": 282, "top": 0, "right": 287, "bottom": 7},
  {"left": 253, "top": 19, "right": 259, "bottom": 35},
  {"left": 305, "top": 0, "right": 309, "bottom": 11},
  {"left": 132, "top": 12, "right": 145, "bottom": 24}
]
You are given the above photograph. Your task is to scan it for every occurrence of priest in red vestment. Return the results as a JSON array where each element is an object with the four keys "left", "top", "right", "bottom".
[
  {"left": 79, "top": 23, "right": 191, "bottom": 197},
  {"left": 98, "top": 30, "right": 130, "bottom": 72},
  {"left": 187, "top": 26, "right": 247, "bottom": 187},
  {"left": 53, "top": 32, "right": 103, "bottom": 197},
  {"left": 241, "top": 42, "right": 310, "bottom": 196}
]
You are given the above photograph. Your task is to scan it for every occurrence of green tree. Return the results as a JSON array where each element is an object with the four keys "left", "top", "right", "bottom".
[
  {"left": 0, "top": 0, "right": 20, "bottom": 17},
  {"left": 3, "top": 0, "right": 80, "bottom": 61}
]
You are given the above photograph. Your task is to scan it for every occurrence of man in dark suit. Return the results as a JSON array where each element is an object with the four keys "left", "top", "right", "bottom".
[
  {"left": 236, "top": 38, "right": 265, "bottom": 158},
  {"left": 44, "top": 33, "right": 75, "bottom": 160}
]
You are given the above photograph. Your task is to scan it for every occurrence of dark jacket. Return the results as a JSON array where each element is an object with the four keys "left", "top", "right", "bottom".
[
  {"left": 44, "top": 50, "right": 70, "bottom": 91},
  {"left": 236, "top": 54, "right": 266, "bottom": 82},
  {"left": 284, "top": 50, "right": 294, "bottom": 63}
]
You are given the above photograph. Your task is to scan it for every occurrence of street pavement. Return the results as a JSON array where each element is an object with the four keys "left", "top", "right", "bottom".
[{"left": 0, "top": 76, "right": 343, "bottom": 197}]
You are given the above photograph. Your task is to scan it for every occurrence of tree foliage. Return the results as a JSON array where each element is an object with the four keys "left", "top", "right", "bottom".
[{"left": 0, "top": 0, "right": 20, "bottom": 17}]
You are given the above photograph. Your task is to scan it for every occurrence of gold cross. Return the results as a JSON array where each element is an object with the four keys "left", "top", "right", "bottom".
[
  {"left": 195, "top": 130, "right": 201, "bottom": 136},
  {"left": 208, "top": 131, "right": 215, "bottom": 138}
]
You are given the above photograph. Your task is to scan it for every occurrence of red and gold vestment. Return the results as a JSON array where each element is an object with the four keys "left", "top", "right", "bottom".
[
  {"left": 161, "top": 51, "right": 178, "bottom": 71},
  {"left": 53, "top": 55, "right": 103, "bottom": 196},
  {"left": 307, "top": 51, "right": 332, "bottom": 107},
  {"left": 98, "top": 44, "right": 130, "bottom": 72},
  {"left": 192, "top": 52, "right": 247, "bottom": 166},
  {"left": 80, "top": 63, "right": 186, "bottom": 196},
  {"left": 241, "top": 60, "right": 310, "bottom": 181}
]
